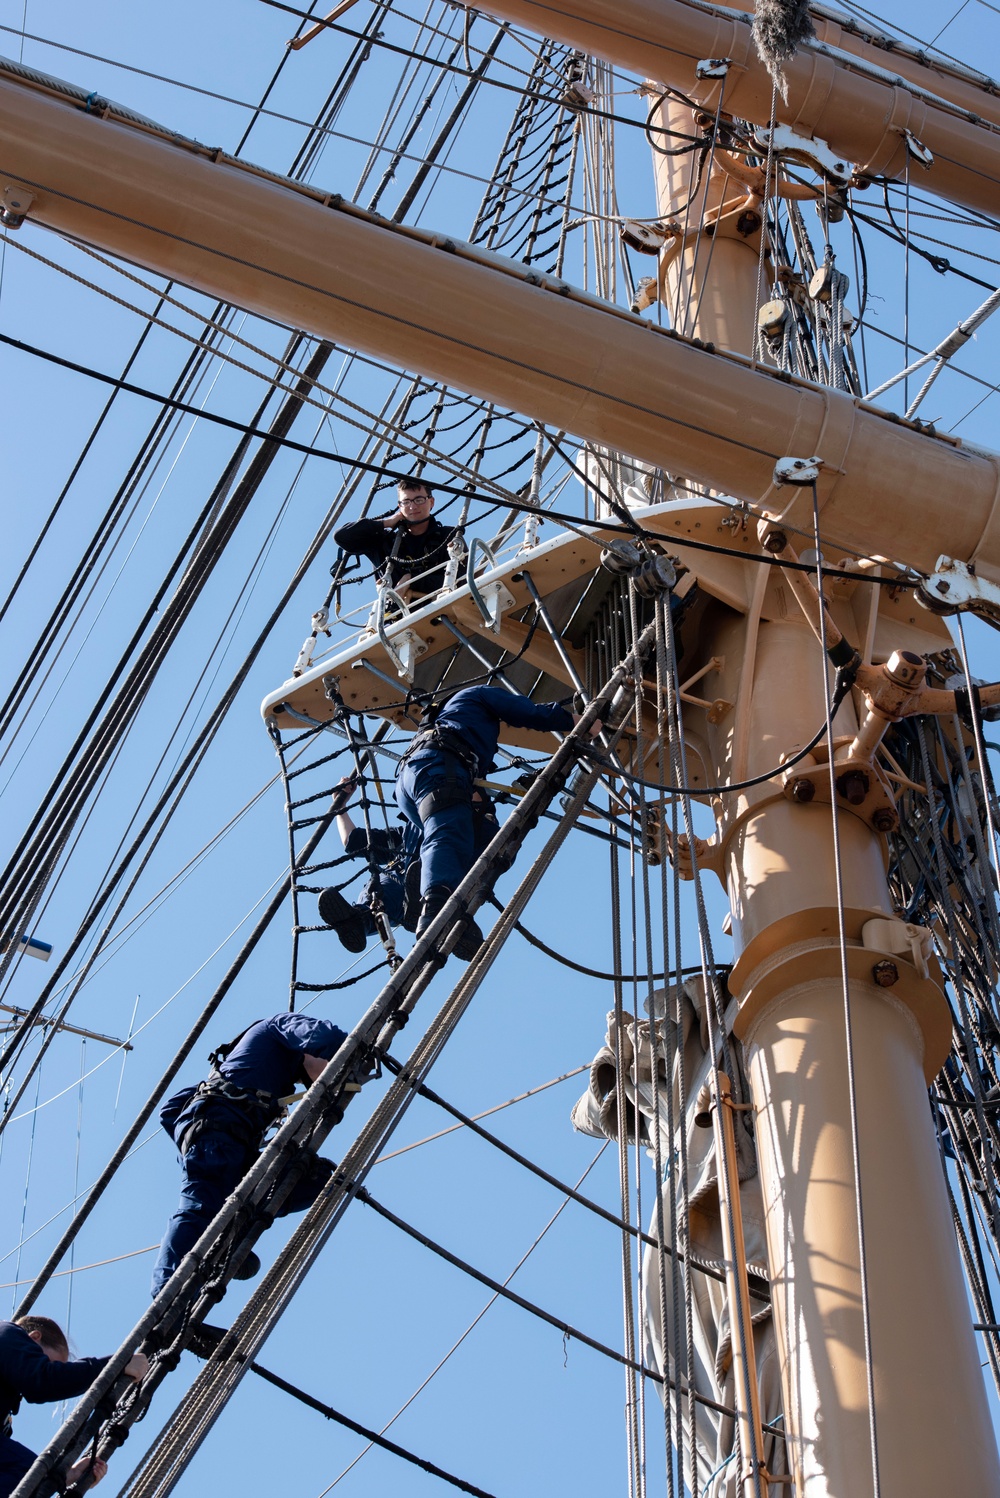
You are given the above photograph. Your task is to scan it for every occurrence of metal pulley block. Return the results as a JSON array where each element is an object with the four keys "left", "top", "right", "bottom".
[
  {"left": 600, "top": 541, "right": 676, "bottom": 596},
  {"left": 560, "top": 78, "right": 596, "bottom": 111},
  {"left": 600, "top": 539, "right": 644, "bottom": 575},
  {"left": 776, "top": 264, "right": 809, "bottom": 307},
  {"left": 695, "top": 57, "right": 731, "bottom": 79},
  {"left": 817, "top": 191, "right": 848, "bottom": 225},
  {"left": 903, "top": 130, "right": 934, "bottom": 168},
  {"left": 619, "top": 219, "right": 669, "bottom": 255},
  {"left": 0, "top": 183, "right": 33, "bottom": 229},
  {"left": 773, "top": 455, "right": 824, "bottom": 486},
  {"left": 808, "top": 263, "right": 849, "bottom": 304},
  {"left": 917, "top": 555, "right": 1000, "bottom": 625},
  {"left": 633, "top": 553, "right": 677, "bottom": 597},
  {"left": 757, "top": 298, "right": 788, "bottom": 338}
]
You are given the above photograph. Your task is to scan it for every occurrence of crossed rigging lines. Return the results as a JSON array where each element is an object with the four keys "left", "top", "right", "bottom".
[
  {"left": 11, "top": 624, "right": 672, "bottom": 1498},
  {"left": 0, "top": 5, "right": 569, "bottom": 1068},
  {"left": 3, "top": 1, "right": 1000, "bottom": 1494},
  {"left": 0, "top": 17, "right": 676, "bottom": 1496}
]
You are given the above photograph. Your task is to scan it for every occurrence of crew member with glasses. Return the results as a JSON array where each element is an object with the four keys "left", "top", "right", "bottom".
[{"left": 333, "top": 475, "right": 457, "bottom": 598}]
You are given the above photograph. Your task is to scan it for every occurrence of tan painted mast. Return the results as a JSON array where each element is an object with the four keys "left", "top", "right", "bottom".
[
  {"left": 645, "top": 86, "right": 1000, "bottom": 1493},
  {"left": 4, "top": 69, "right": 1000, "bottom": 581},
  {"left": 2, "top": 20, "right": 999, "bottom": 1491},
  {"left": 447, "top": 0, "right": 1000, "bottom": 222}
]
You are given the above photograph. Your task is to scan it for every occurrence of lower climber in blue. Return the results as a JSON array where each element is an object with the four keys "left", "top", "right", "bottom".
[
  {"left": 395, "top": 685, "right": 595, "bottom": 958},
  {"left": 0, "top": 1316, "right": 147, "bottom": 1496},
  {"left": 151, "top": 1012, "right": 348, "bottom": 1297}
]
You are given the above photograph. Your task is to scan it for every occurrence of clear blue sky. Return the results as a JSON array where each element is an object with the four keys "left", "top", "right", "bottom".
[{"left": 1, "top": 1, "right": 999, "bottom": 1495}]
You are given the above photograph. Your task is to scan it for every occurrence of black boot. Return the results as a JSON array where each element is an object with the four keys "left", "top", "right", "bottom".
[
  {"left": 187, "top": 1322, "right": 225, "bottom": 1359},
  {"left": 417, "top": 886, "right": 484, "bottom": 961},
  {"left": 317, "top": 887, "right": 367, "bottom": 952},
  {"left": 402, "top": 860, "right": 422, "bottom": 932},
  {"left": 233, "top": 1250, "right": 261, "bottom": 1282}
]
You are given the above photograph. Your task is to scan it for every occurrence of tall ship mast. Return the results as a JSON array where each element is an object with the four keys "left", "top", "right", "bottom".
[{"left": 1, "top": 1, "right": 1000, "bottom": 1494}]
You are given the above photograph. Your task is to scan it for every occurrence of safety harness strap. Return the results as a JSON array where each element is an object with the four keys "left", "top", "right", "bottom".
[
  {"left": 417, "top": 772, "right": 474, "bottom": 823},
  {"left": 403, "top": 726, "right": 480, "bottom": 779}
]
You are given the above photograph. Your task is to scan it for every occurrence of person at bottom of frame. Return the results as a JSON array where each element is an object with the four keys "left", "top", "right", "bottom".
[
  {"left": 151, "top": 1012, "right": 348, "bottom": 1297},
  {"left": 316, "top": 775, "right": 421, "bottom": 952},
  {"left": 396, "top": 685, "right": 601, "bottom": 959},
  {"left": 0, "top": 1316, "right": 148, "bottom": 1497}
]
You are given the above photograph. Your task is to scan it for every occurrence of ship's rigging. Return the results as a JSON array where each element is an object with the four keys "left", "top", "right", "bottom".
[{"left": 4, "top": 1, "right": 1000, "bottom": 1495}]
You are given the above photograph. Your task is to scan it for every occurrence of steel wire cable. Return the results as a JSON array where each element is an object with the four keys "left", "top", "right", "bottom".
[
  {"left": 335, "top": 1183, "right": 785, "bottom": 1426},
  {"left": 0, "top": 0, "right": 418, "bottom": 993},
  {"left": 99, "top": 654, "right": 647, "bottom": 1498},
  {"left": 910, "top": 723, "right": 1000, "bottom": 1227},
  {"left": 650, "top": 593, "right": 683, "bottom": 1493},
  {"left": 0, "top": 313, "right": 244, "bottom": 747},
  {"left": 609, "top": 789, "right": 642, "bottom": 1498},
  {"left": 377, "top": 1050, "right": 766, "bottom": 1294},
  {"left": 11, "top": 638, "right": 652, "bottom": 1492},
  {"left": 315, "top": 1142, "right": 611, "bottom": 1494},
  {"left": 6, "top": 323, "right": 966, "bottom": 590},
  {"left": 624, "top": 581, "right": 671, "bottom": 1493},
  {"left": 0, "top": 232, "right": 524, "bottom": 497},
  {"left": 806, "top": 483, "right": 881, "bottom": 1498},
  {"left": 219, "top": 1347, "right": 499, "bottom": 1497},
  {"left": 0, "top": 341, "right": 332, "bottom": 1006},
  {"left": 1, "top": 0, "right": 529, "bottom": 1054},
  {"left": 659, "top": 558, "right": 761, "bottom": 1491},
  {"left": 0, "top": 308, "right": 183, "bottom": 637},
  {"left": 13, "top": 804, "right": 340, "bottom": 1319},
  {"left": 0, "top": 443, "right": 366, "bottom": 1107},
  {"left": 0, "top": 0, "right": 360, "bottom": 692},
  {"left": 632, "top": 585, "right": 676, "bottom": 1491},
  {"left": 259, "top": 0, "right": 700, "bottom": 136}
]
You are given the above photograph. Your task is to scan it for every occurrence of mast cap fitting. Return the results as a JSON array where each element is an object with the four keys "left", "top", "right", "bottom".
[
  {"left": 773, "top": 455, "right": 823, "bottom": 487},
  {"left": 884, "top": 649, "right": 926, "bottom": 689}
]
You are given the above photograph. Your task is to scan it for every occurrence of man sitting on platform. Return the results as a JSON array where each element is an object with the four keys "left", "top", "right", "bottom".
[{"left": 333, "top": 475, "right": 456, "bottom": 599}]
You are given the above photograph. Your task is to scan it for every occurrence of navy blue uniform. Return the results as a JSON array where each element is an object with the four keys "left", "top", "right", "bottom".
[
  {"left": 344, "top": 822, "right": 420, "bottom": 931},
  {"left": 0, "top": 1322, "right": 106, "bottom": 1497},
  {"left": 151, "top": 1014, "right": 348, "bottom": 1296},
  {"left": 396, "top": 687, "right": 574, "bottom": 898}
]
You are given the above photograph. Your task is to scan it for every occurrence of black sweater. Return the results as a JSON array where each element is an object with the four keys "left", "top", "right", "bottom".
[{"left": 334, "top": 515, "right": 455, "bottom": 596}]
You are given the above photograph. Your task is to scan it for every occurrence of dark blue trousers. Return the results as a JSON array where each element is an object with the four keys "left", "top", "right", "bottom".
[
  {"left": 353, "top": 863, "right": 407, "bottom": 929},
  {"left": 395, "top": 748, "right": 475, "bottom": 897},
  {"left": 0, "top": 1436, "right": 36, "bottom": 1498},
  {"left": 151, "top": 1129, "right": 332, "bottom": 1296}
]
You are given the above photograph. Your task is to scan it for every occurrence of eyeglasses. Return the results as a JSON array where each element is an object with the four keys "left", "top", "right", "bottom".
[{"left": 400, "top": 493, "right": 431, "bottom": 505}]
